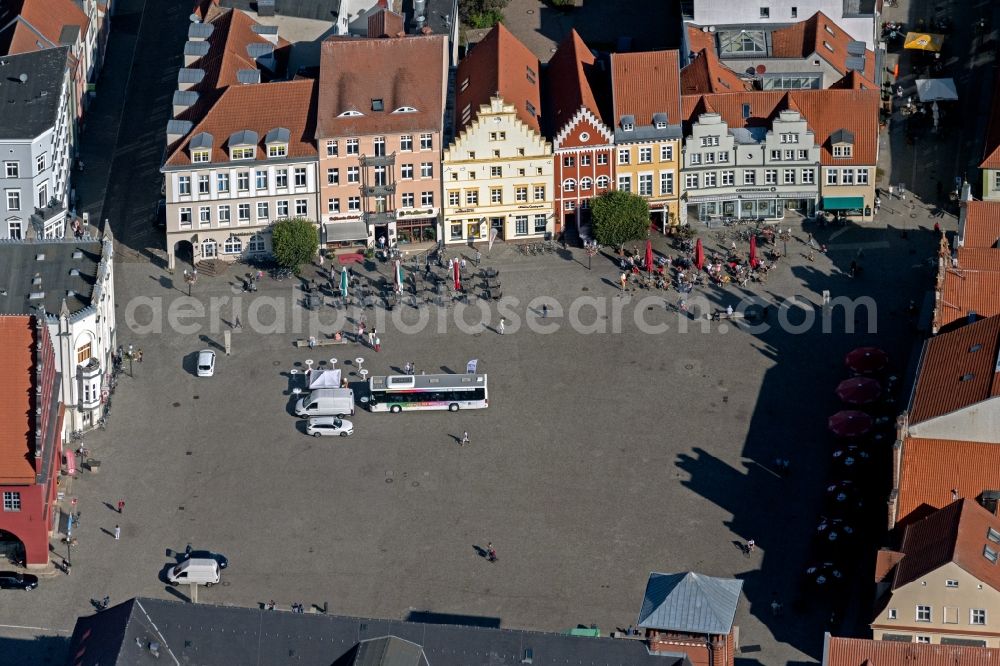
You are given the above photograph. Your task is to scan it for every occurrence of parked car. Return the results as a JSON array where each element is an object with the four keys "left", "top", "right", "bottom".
[
  {"left": 306, "top": 416, "right": 354, "bottom": 437},
  {"left": 182, "top": 548, "right": 228, "bottom": 569},
  {"left": 168, "top": 558, "right": 220, "bottom": 586},
  {"left": 196, "top": 350, "right": 216, "bottom": 377},
  {"left": 0, "top": 572, "right": 38, "bottom": 590}
]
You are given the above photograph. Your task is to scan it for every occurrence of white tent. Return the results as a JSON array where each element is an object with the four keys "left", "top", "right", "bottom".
[
  {"left": 915, "top": 78, "right": 958, "bottom": 102},
  {"left": 308, "top": 369, "right": 342, "bottom": 389}
]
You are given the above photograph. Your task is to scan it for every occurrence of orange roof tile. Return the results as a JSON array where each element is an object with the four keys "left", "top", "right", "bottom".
[
  {"left": 874, "top": 549, "right": 904, "bottom": 583},
  {"left": 680, "top": 49, "right": 751, "bottom": 95},
  {"left": 611, "top": 50, "right": 682, "bottom": 127},
  {"left": 456, "top": 23, "right": 542, "bottom": 134},
  {"left": 955, "top": 247, "right": 1000, "bottom": 271},
  {"left": 0, "top": 316, "right": 37, "bottom": 485},
  {"left": 0, "top": 0, "right": 88, "bottom": 55},
  {"left": 165, "top": 79, "right": 317, "bottom": 166},
  {"left": 317, "top": 34, "right": 447, "bottom": 138},
  {"left": 936, "top": 271, "right": 1000, "bottom": 331},
  {"left": 824, "top": 635, "right": 1000, "bottom": 666},
  {"left": 898, "top": 437, "right": 1000, "bottom": 525},
  {"left": 195, "top": 9, "right": 280, "bottom": 92},
  {"left": 909, "top": 314, "right": 1000, "bottom": 423},
  {"left": 962, "top": 200, "right": 1000, "bottom": 248},
  {"left": 545, "top": 29, "right": 608, "bottom": 135},
  {"left": 828, "top": 69, "right": 878, "bottom": 90},
  {"left": 685, "top": 24, "right": 716, "bottom": 55},
  {"left": 769, "top": 11, "right": 876, "bottom": 84},
  {"left": 681, "top": 89, "right": 879, "bottom": 165},
  {"left": 891, "top": 499, "right": 1000, "bottom": 590}
]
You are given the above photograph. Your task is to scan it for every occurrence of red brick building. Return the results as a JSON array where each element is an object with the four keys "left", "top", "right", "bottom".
[
  {"left": 0, "top": 315, "right": 63, "bottom": 568},
  {"left": 545, "top": 29, "right": 614, "bottom": 236}
]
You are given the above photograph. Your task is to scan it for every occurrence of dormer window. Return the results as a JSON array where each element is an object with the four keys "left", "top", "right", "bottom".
[
  {"left": 622, "top": 123, "right": 633, "bottom": 131},
  {"left": 621, "top": 115, "right": 635, "bottom": 132},
  {"left": 655, "top": 121, "right": 666, "bottom": 129},
  {"left": 268, "top": 144, "right": 287, "bottom": 158},
  {"left": 192, "top": 150, "right": 210, "bottom": 163},
  {"left": 228, "top": 130, "right": 258, "bottom": 161},
  {"left": 338, "top": 110, "right": 364, "bottom": 117},
  {"left": 653, "top": 113, "right": 668, "bottom": 130},
  {"left": 371, "top": 98, "right": 384, "bottom": 112},
  {"left": 830, "top": 129, "right": 854, "bottom": 158},
  {"left": 264, "top": 127, "right": 290, "bottom": 158},
  {"left": 190, "top": 132, "right": 213, "bottom": 163},
  {"left": 231, "top": 147, "right": 254, "bottom": 160},
  {"left": 393, "top": 106, "right": 418, "bottom": 113}
]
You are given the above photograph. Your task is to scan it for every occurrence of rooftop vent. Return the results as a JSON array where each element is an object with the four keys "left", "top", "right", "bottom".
[
  {"left": 35, "top": 254, "right": 45, "bottom": 261},
  {"left": 522, "top": 648, "right": 533, "bottom": 664},
  {"left": 29, "top": 292, "right": 45, "bottom": 300},
  {"left": 32, "top": 276, "right": 42, "bottom": 285},
  {"left": 72, "top": 250, "right": 83, "bottom": 259},
  {"left": 66, "top": 290, "right": 75, "bottom": 298},
  {"left": 960, "top": 373, "right": 975, "bottom": 382}
]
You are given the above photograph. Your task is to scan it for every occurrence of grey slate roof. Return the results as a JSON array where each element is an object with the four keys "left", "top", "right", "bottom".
[
  {"left": 0, "top": 238, "right": 103, "bottom": 316},
  {"left": 354, "top": 635, "right": 428, "bottom": 666},
  {"left": 67, "top": 597, "right": 693, "bottom": 666},
  {"left": 637, "top": 572, "right": 743, "bottom": 636},
  {"left": 0, "top": 47, "right": 70, "bottom": 140}
]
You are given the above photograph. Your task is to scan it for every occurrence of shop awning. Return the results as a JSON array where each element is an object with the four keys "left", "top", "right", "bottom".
[
  {"left": 822, "top": 197, "right": 865, "bottom": 210},
  {"left": 903, "top": 32, "right": 944, "bottom": 52},
  {"left": 324, "top": 221, "right": 368, "bottom": 242},
  {"left": 915, "top": 78, "right": 958, "bottom": 102}
]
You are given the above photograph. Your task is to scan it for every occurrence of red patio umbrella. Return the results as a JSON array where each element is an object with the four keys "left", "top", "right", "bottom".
[
  {"left": 828, "top": 410, "right": 873, "bottom": 438},
  {"left": 749, "top": 235, "right": 758, "bottom": 268},
  {"left": 845, "top": 347, "right": 888, "bottom": 375},
  {"left": 835, "top": 377, "right": 882, "bottom": 405},
  {"left": 453, "top": 259, "right": 461, "bottom": 292},
  {"left": 695, "top": 238, "right": 705, "bottom": 270},
  {"left": 645, "top": 239, "right": 653, "bottom": 273}
]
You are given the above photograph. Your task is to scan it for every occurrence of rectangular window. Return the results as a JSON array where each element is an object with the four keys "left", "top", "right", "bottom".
[
  {"left": 179, "top": 207, "right": 192, "bottom": 225},
  {"left": 685, "top": 173, "right": 698, "bottom": 189},
  {"left": 783, "top": 169, "right": 795, "bottom": 184},
  {"left": 466, "top": 190, "right": 479, "bottom": 205},
  {"left": 257, "top": 201, "right": 269, "bottom": 220},
  {"left": 702, "top": 172, "right": 716, "bottom": 188},
  {"left": 490, "top": 165, "right": 502, "bottom": 178},
  {"left": 533, "top": 185, "right": 545, "bottom": 200},
  {"left": 401, "top": 193, "right": 414, "bottom": 207},
  {"left": 348, "top": 196, "right": 360, "bottom": 211},
  {"left": 421, "top": 162, "right": 433, "bottom": 179},
  {"left": 256, "top": 170, "right": 268, "bottom": 190},
  {"left": 856, "top": 169, "right": 869, "bottom": 185},
  {"left": 347, "top": 167, "right": 360, "bottom": 183},
  {"left": 760, "top": 7, "right": 769, "bottom": 18},
  {"left": 448, "top": 190, "right": 460, "bottom": 206},
  {"left": 401, "top": 164, "right": 413, "bottom": 180},
  {"left": 295, "top": 199, "right": 307, "bottom": 216},
  {"left": 294, "top": 168, "right": 307, "bottom": 187},
  {"left": 639, "top": 173, "right": 653, "bottom": 195},
  {"left": 276, "top": 169, "right": 288, "bottom": 188},
  {"left": 826, "top": 169, "right": 838, "bottom": 185},
  {"left": 704, "top": 152, "right": 715, "bottom": 164},
  {"left": 985, "top": 545, "right": 998, "bottom": 563},
  {"left": 796, "top": 149, "right": 807, "bottom": 160},
  {"left": 76, "top": 342, "right": 92, "bottom": 364},
  {"left": 916, "top": 605, "right": 931, "bottom": 622},
  {"left": 700, "top": 136, "right": 719, "bottom": 147},
  {"left": 326, "top": 140, "right": 338, "bottom": 157},
  {"left": 526, "top": 101, "right": 536, "bottom": 117},
  {"left": 218, "top": 173, "right": 230, "bottom": 192},
  {"left": 718, "top": 151, "right": 729, "bottom": 163},
  {"left": 198, "top": 174, "right": 210, "bottom": 194},
  {"left": 327, "top": 198, "right": 340, "bottom": 213},
  {"left": 563, "top": 155, "right": 575, "bottom": 168},
  {"left": 916, "top": 636, "right": 931, "bottom": 644},
  {"left": 230, "top": 147, "right": 254, "bottom": 160},
  {"left": 783, "top": 150, "right": 795, "bottom": 161},
  {"left": 887, "top": 609, "right": 897, "bottom": 620},
  {"left": 564, "top": 200, "right": 576, "bottom": 211},
  {"left": 639, "top": 147, "right": 652, "bottom": 163},
  {"left": 421, "top": 191, "right": 433, "bottom": 206},
  {"left": 720, "top": 170, "right": 733, "bottom": 186},
  {"left": 2, "top": 491, "right": 21, "bottom": 512},
  {"left": 617, "top": 175, "right": 631, "bottom": 192},
  {"left": 4, "top": 162, "right": 18, "bottom": 178},
  {"left": 237, "top": 172, "right": 249, "bottom": 192},
  {"left": 36, "top": 154, "right": 45, "bottom": 173},
  {"left": 420, "top": 133, "right": 433, "bottom": 150},
  {"left": 618, "top": 148, "right": 630, "bottom": 165},
  {"left": 346, "top": 139, "right": 359, "bottom": 155},
  {"left": 237, "top": 203, "right": 250, "bottom": 222},
  {"left": 178, "top": 176, "right": 191, "bottom": 195},
  {"left": 268, "top": 144, "right": 287, "bottom": 158},
  {"left": 373, "top": 137, "right": 386, "bottom": 156},
  {"left": 660, "top": 172, "right": 675, "bottom": 193},
  {"left": 580, "top": 154, "right": 591, "bottom": 166},
  {"left": 327, "top": 168, "right": 339, "bottom": 185},
  {"left": 526, "top": 65, "right": 536, "bottom": 84},
  {"left": 661, "top": 145, "right": 674, "bottom": 161},
  {"left": 833, "top": 145, "right": 853, "bottom": 158},
  {"left": 770, "top": 149, "right": 781, "bottom": 161},
  {"left": 400, "top": 135, "right": 413, "bottom": 151},
  {"left": 744, "top": 171, "right": 756, "bottom": 185},
  {"left": 277, "top": 200, "right": 288, "bottom": 218},
  {"left": 450, "top": 223, "right": 463, "bottom": 239},
  {"left": 842, "top": 169, "right": 854, "bottom": 185},
  {"left": 764, "top": 169, "right": 777, "bottom": 185},
  {"left": 689, "top": 153, "right": 701, "bottom": 166},
  {"left": 515, "top": 186, "right": 527, "bottom": 202},
  {"left": 597, "top": 153, "right": 608, "bottom": 165},
  {"left": 989, "top": 528, "right": 1000, "bottom": 543},
  {"left": 199, "top": 206, "right": 211, "bottom": 225},
  {"left": 972, "top": 609, "right": 987, "bottom": 625},
  {"left": 802, "top": 169, "right": 815, "bottom": 184},
  {"left": 491, "top": 187, "right": 503, "bottom": 204},
  {"left": 780, "top": 133, "right": 799, "bottom": 144},
  {"left": 218, "top": 205, "right": 230, "bottom": 225},
  {"left": 534, "top": 214, "right": 547, "bottom": 233},
  {"left": 36, "top": 182, "right": 47, "bottom": 208},
  {"left": 514, "top": 215, "right": 529, "bottom": 235}
]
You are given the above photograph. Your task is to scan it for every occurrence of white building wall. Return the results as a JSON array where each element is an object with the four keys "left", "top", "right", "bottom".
[{"left": 689, "top": 0, "right": 876, "bottom": 49}]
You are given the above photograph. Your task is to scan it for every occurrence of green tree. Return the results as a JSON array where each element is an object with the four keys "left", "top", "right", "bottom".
[
  {"left": 590, "top": 190, "right": 650, "bottom": 248},
  {"left": 271, "top": 217, "right": 319, "bottom": 270},
  {"left": 459, "top": 0, "right": 508, "bottom": 27}
]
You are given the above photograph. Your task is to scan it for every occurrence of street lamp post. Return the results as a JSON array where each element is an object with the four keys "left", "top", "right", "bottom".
[
  {"left": 183, "top": 269, "right": 199, "bottom": 297},
  {"left": 127, "top": 343, "right": 134, "bottom": 378}
]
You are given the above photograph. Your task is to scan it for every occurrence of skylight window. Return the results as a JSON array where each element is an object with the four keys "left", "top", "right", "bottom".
[
  {"left": 985, "top": 545, "right": 999, "bottom": 564},
  {"left": 371, "top": 99, "right": 384, "bottom": 112},
  {"left": 970, "top": 344, "right": 983, "bottom": 352},
  {"left": 960, "top": 373, "right": 975, "bottom": 382}
]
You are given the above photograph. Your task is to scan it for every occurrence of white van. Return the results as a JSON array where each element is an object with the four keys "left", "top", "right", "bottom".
[
  {"left": 168, "top": 558, "right": 221, "bottom": 586},
  {"left": 294, "top": 388, "right": 355, "bottom": 418}
]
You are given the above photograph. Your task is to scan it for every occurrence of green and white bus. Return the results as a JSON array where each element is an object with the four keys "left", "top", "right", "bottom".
[{"left": 365, "top": 374, "right": 488, "bottom": 413}]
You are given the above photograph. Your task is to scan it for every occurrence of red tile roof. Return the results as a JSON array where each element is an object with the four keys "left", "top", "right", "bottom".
[
  {"left": 611, "top": 50, "right": 683, "bottom": 127},
  {"left": 197, "top": 9, "right": 282, "bottom": 92},
  {"left": 0, "top": 0, "right": 88, "bottom": 55},
  {"left": 680, "top": 49, "right": 751, "bottom": 95},
  {"left": 545, "top": 29, "right": 608, "bottom": 135},
  {"left": 891, "top": 499, "right": 1000, "bottom": 590},
  {"left": 956, "top": 247, "right": 1000, "bottom": 271},
  {"left": 681, "top": 89, "right": 880, "bottom": 165},
  {"left": 824, "top": 634, "right": 1000, "bottom": 666},
  {"left": 769, "top": 11, "right": 876, "bottom": 84},
  {"left": 367, "top": 8, "right": 404, "bottom": 38},
  {"left": 456, "top": 23, "right": 542, "bottom": 134},
  {"left": 685, "top": 25, "right": 717, "bottom": 55},
  {"left": 165, "top": 78, "right": 317, "bottom": 166},
  {"left": 962, "top": 201, "right": 1000, "bottom": 248},
  {"left": 874, "top": 549, "right": 904, "bottom": 583},
  {"left": 936, "top": 270, "right": 1000, "bottom": 330},
  {"left": 0, "top": 316, "right": 37, "bottom": 485},
  {"left": 317, "top": 34, "right": 447, "bottom": 138},
  {"left": 898, "top": 437, "right": 1000, "bottom": 524},
  {"left": 909, "top": 313, "right": 1000, "bottom": 423}
]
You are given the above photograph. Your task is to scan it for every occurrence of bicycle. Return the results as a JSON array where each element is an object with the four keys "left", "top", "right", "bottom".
[{"left": 69, "top": 430, "right": 85, "bottom": 443}]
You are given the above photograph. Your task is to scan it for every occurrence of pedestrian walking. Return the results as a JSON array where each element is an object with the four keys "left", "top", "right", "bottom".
[
  {"left": 475, "top": 250, "right": 481, "bottom": 266},
  {"left": 367, "top": 328, "right": 376, "bottom": 347},
  {"left": 486, "top": 542, "right": 497, "bottom": 562},
  {"left": 498, "top": 318, "right": 505, "bottom": 335},
  {"left": 233, "top": 315, "right": 242, "bottom": 329},
  {"left": 461, "top": 431, "right": 470, "bottom": 447},
  {"left": 117, "top": 499, "right": 125, "bottom": 514},
  {"left": 374, "top": 336, "right": 381, "bottom": 352},
  {"left": 101, "top": 595, "right": 110, "bottom": 610},
  {"left": 114, "top": 525, "right": 121, "bottom": 540},
  {"left": 267, "top": 600, "right": 276, "bottom": 611},
  {"left": 888, "top": 184, "right": 895, "bottom": 199},
  {"left": 137, "top": 349, "right": 144, "bottom": 363},
  {"left": 541, "top": 303, "right": 548, "bottom": 318},
  {"left": 771, "top": 599, "right": 783, "bottom": 616},
  {"left": 746, "top": 539, "right": 755, "bottom": 556},
  {"left": 896, "top": 84, "right": 903, "bottom": 98}
]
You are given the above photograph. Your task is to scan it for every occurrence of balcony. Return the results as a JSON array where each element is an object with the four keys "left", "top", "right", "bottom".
[
  {"left": 365, "top": 211, "right": 396, "bottom": 226},
  {"left": 360, "top": 153, "right": 395, "bottom": 167},
  {"left": 363, "top": 183, "right": 396, "bottom": 197}
]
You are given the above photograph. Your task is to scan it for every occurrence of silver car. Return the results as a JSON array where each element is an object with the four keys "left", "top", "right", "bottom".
[
  {"left": 196, "top": 349, "right": 216, "bottom": 377},
  {"left": 306, "top": 416, "right": 354, "bottom": 437}
]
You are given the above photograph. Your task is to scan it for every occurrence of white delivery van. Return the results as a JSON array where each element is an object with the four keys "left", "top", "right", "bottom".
[
  {"left": 294, "top": 388, "right": 355, "bottom": 418},
  {"left": 168, "top": 558, "right": 221, "bottom": 586}
]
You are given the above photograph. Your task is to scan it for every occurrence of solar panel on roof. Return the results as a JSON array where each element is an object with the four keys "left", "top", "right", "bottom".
[
  {"left": 845, "top": 56, "right": 866, "bottom": 71},
  {"left": 846, "top": 41, "right": 866, "bottom": 56}
]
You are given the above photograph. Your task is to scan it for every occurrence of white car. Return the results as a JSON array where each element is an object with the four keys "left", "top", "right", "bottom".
[
  {"left": 306, "top": 416, "right": 354, "bottom": 437},
  {"left": 196, "top": 349, "right": 216, "bottom": 377}
]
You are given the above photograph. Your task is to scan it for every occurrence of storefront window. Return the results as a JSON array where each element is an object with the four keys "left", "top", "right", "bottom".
[{"left": 450, "top": 223, "right": 463, "bottom": 240}]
